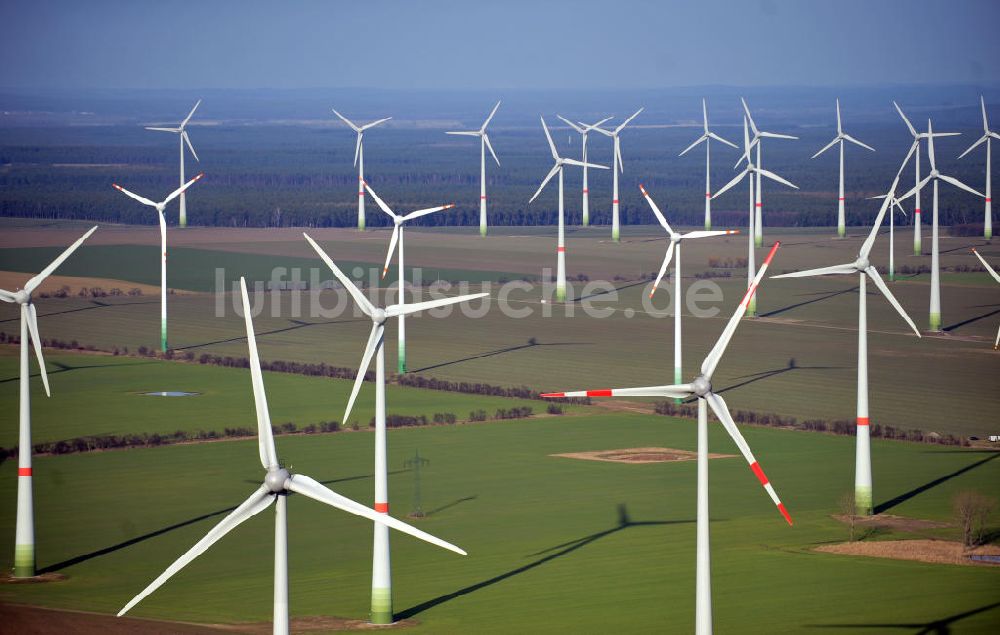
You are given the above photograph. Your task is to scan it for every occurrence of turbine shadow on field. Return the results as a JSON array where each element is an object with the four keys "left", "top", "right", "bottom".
[
  {"left": 942, "top": 308, "right": 1000, "bottom": 332},
  {"left": 423, "top": 495, "right": 477, "bottom": 517},
  {"left": 173, "top": 317, "right": 367, "bottom": 351},
  {"left": 408, "top": 340, "right": 591, "bottom": 374},
  {"left": 874, "top": 452, "right": 1000, "bottom": 515},
  {"left": 570, "top": 279, "right": 649, "bottom": 303},
  {"left": 713, "top": 363, "right": 846, "bottom": 396},
  {"left": 806, "top": 600, "right": 1000, "bottom": 633},
  {"left": 760, "top": 286, "right": 860, "bottom": 317},
  {"left": 396, "top": 504, "right": 691, "bottom": 620},
  {"left": 0, "top": 299, "right": 159, "bottom": 325},
  {"left": 0, "top": 360, "right": 157, "bottom": 386}
]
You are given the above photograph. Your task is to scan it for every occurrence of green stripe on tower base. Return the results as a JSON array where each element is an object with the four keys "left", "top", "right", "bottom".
[
  {"left": 837, "top": 224, "right": 846, "bottom": 238},
  {"left": 398, "top": 341, "right": 406, "bottom": 374},
  {"left": 161, "top": 322, "right": 168, "bottom": 353},
  {"left": 929, "top": 312, "right": 941, "bottom": 332},
  {"left": 674, "top": 367, "right": 683, "bottom": 404},
  {"left": 371, "top": 587, "right": 392, "bottom": 625},
  {"left": 13, "top": 544, "right": 34, "bottom": 578},
  {"left": 855, "top": 486, "right": 873, "bottom": 516},
  {"left": 480, "top": 224, "right": 487, "bottom": 237},
  {"left": 612, "top": 227, "right": 620, "bottom": 243},
  {"left": 913, "top": 240, "right": 921, "bottom": 256},
  {"left": 556, "top": 284, "right": 566, "bottom": 302}
]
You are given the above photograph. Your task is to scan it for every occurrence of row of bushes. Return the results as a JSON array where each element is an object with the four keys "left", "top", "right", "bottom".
[
  {"left": 399, "top": 373, "right": 590, "bottom": 405},
  {"left": 653, "top": 400, "right": 969, "bottom": 446}
]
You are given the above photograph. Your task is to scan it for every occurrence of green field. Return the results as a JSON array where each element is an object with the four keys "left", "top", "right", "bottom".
[{"left": 0, "top": 410, "right": 997, "bottom": 632}]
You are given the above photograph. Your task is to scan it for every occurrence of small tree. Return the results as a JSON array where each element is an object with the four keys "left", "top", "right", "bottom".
[
  {"left": 839, "top": 492, "right": 858, "bottom": 542},
  {"left": 953, "top": 491, "right": 996, "bottom": 549}
]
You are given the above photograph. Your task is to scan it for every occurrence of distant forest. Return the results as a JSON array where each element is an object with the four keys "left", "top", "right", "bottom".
[{"left": 0, "top": 116, "right": 992, "bottom": 230}]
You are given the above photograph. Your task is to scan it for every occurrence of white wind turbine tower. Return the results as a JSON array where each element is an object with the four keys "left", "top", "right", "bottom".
[
  {"left": 117, "top": 278, "right": 465, "bottom": 634},
  {"left": 0, "top": 226, "right": 97, "bottom": 578},
  {"left": 773, "top": 176, "right": 921, "bottom": 515},
  {"left": 365, "top": 182, "right": 455, "bottom": 374},
  {"left": 445, "top": 100, "right": 501, "bottom": 237},
  {"left": 957, "top": 96, "right": 999, "bottom": 240},
  {"left": 113, "top": 173, "right": 204, "bottom": 352},
  {"left": 713, "top": 117, "right": 798, "bottom": 317},
  {"left": 543, "top": 242, "right": 792, "bottom": 635},
  {"left": 303, "top": 234, "right": 486, "bottom": 625},
  {"left": 738, "top": 98, "right": 798, "bottom": 248},
  {"left": 812, "top": 99, "right": 876, "bottom": 238},
  {"left": 679, "top": 99, "right": 738, "bottom": 230},
  {"left": 332, "top": 109, "right": 392, "bottom": 231},
  {"left": 640, "top": 184, "right": 738, "bottom": 396},
  {"left": 899, "top": 121, "right": 984, "bottom": 332},
  {"left": 593, "top": 108, "right": 643, "bottom": 242},
  {"left": 971, "top": 248, "right": 1000, "bottom": 349},
  {"left": 557, "top": 114, "right": 613, "bottom": 227},
  {"left": 528, "top": 117, "right": 608, "bottom": 301},
  {"left": 146, "top": 99, "right": 201, "bottom": 228},
  {"left": 893, "top": 101, "right": 960, "bottom": 255}
]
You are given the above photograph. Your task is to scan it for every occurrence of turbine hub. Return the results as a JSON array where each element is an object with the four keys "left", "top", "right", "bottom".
[
  {"left": 373, "top": 308, "right": 387, "bottom": 324},
  {"left": 14, "top": 290, "right": 30, "bottom": 305},
  {"left": 855, "top": 257, "right": 869, "bottom": 270},
  {"left": 265, "top": 468, "right": 291, "bottom": 493},
  {"left": 671, "top": 234, "right": 681, "bottom": 244},
  {"left": 394, "top": 217, "right": 403, "bottom": 226},
  {"left": 691, "top": 375, "right": 711, "bottom": 397}
]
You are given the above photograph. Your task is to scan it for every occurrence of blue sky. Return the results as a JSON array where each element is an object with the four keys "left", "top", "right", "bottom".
[{"left": 1, "top": 0, "right": 997, "bottom": 90}]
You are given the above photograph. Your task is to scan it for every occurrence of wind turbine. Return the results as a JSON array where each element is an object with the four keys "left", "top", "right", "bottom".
[
  {"left": 365, "top": 182, "right": 455, "bottom": 373},
  {"left": 542, "top": 242, "right": 791, "bottom": 635},
  {"left": 303, "top": 234, "right": 486, "bottom": 625},
  {"left": 899, "top": 121, "right": 984, "bottom": 332},
  {"left": 446, "top": 100, "right": 501, "bottom": 237},
  {"left": 713, "top": 117, "right": 798, "bottom": 317},
  {"left": 117, "top": 278, "right": 465, "bottom": 634},
  {"left": 866, "top": 190, "right": 907, "bottom": 282},
  {"left": 593, "top": 108, "right": 643, "bottom": 242},
  {"left": 773, "top": 176, "right": 921, "bottom": 515},
  {"left": 971, "top": 248, "right": 1000, "bottom": 349},
  {"left": 557, "top": 114, "right": 613, "bottom": 227},
  {"left": 957, "top": 96, "right": 999, "bottom": 240},
  {"left": 113, "top": 173, "right": 204, "bottom": 352},
  {"left": 528, "top": 117, "right": 607, "bottom": 301},
  {"left": 640, "top": 184, "right": 738, "bottom": 397},
  {"left": 812, "top": 99, "right": 876, "bottom": 238},
  {"left": 738, "top": 98, "right": 798, "bottom": 248},
  {"left": 332, "top": 109, "right": 391, "bottom": 231},
  {"left": 892, "top": 101, "right": 960, "bottom": 255},
  {"left": 146, "top": 100, "right": 201, "bottom": 228},
  {"left": 678, "top": 99, "right": 738, "bottom": 230},
  {"left": 0, "top": 226, "right": 97, "bottom": 578}
]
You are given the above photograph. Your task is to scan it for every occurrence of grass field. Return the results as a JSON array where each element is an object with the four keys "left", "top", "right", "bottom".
[{"left": 0, "top": 412, "right": 997, "bottom": 633}]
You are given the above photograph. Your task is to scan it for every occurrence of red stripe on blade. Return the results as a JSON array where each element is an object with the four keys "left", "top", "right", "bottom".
[
  {"left": 750, "top": 462, "right": 769, "bottom": 486},
  {"left": 540, "top": 392, "right": 565, "bottom": 398},
  {"left": 761, "top": 241, "right": 781, "bottom": 266},
  {"left": 587, "top": 390, "right": 613, "bottom": 397},
  {"left": 374, "top": 503, "right": 388, "bottom": 513},
  {"left": 18, "top": 468, "right": 31, "bottom": 477},
  {"left": 777, "top": 503, "right": 793, "bottom": 525}
]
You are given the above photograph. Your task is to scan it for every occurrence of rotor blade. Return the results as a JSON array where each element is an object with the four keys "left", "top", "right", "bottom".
[
  {"left": 360, "top": 117, "right": 392, "bottom": 131},
  {"left": 897, "top": 174, "right": 933, "bottom": 202},
  {"left": 529, "top": 164, "right": 560, "bottom": 204},
  {"left": 23, "top": 225, "right": 98, "bottom": 294},
  {"left": 615, "top": 136, "right": 624, "bottom": 173},
  {"left": 972, "top": 249, "right": 1000, "bottom": 284},
  {"left": 957, "top": 135, "right": 987, "bottom": 159},
  {"left": 705, "top": 393, "right": 792, "bottom": 525},
  {"left": 364, "top": 182, "right": 397, "bottom": 219},
  {"left": 939, "top": 173, "right": 985, "bottom": 198},
  {"left": 145, "top": 127, "right": 180, "bottom": 133},
  {"left": 926, "top": 120, "right": 936, "bottom": 170},
  {"left": 759, "top": 131, "right": 798, "bottom": 140},
  {"left": 734, "top": 116, "right": 753, "bottom": 168},
  {"left": 403, "top": 204, "right": 454, "bottom": 223},
  {"left": 445, "top": 131, "right": 479, "bottom": 136},
  {"left": 865, "top": 267, "right": 921, "bottom": 337},
  {"left": 842, "top": 134, "right": 875, "bottom": 152},
  {"left": 343, "top": 323, "right": 384, "bottom": 425},
  {"left": 860, "top": 183, "right": 898, "bottom": 258},
  {"left": 836, "top": 98, "right": 842, "bottom": 135},
  {"left": 582, "top": 116, "right": 614, "bottom": 131},
  {"left": 113, "top": 184, "right": 158, "bottom": 208},
  {"left": 180, "top": 99, "right": 202, "bottom": 128},
  {"left": 239, "top": 278, "right": 280, "bottom": 470},
  {"left": 540, "top": 116, "right": 559, "bottom": 161},
  {"left": 0, "top": 289, "right": 15, "bottom": 303},
  {"left": 811, "top": 137, "right": 840, "bottom": 159},
  {"left": 702, "top": 98, "right": 709, "bottom": 133},
  {"left": 387, "top": 292, "right": 490, "bottom": 318},
  {"left": 563, "top": 157, "right": 608, "bottom": 170},
  {"left": 638, "top": 184, "right": 674, "bottom": 235},
  {"left": 303, "top": 233, "right": 376, "bottom": 317},
  {"left": 740, "top": 98, "right": 758, "bottom": 136},
  {"left": 354, "top": 132, "right": 362, "bottom": 167},
  {"left": 541, "top": 384, "right": 694, "bottom": 399},
  {"left": 711, "top": 168, "right": 751, "bottom": 199},
  {"left": 482, "top": 100, "right": 501, "bottom": 131},
  {"left": 161, "top": 172, "right": 204, "bottom": 207},
  {"left": 556, "top": 115, "right": 584, "bottom": 133},
  {"left": 650, "top": 241, "right": 675, "bottom": 298},
  {"left": 894, "top": 141, "right": 918, "bottom": 181},
  {"left": 757, "top": 167, "right": 798, "bottom": 190},
  {"left": 707, "top": 131, "right": 738, "bottom": 149},
  {"left": 117, "top": 486, "right": 275, "bottom": 617},
  {"left": 981, "top": 95, "right": 989, "bottom": 133},
  {"left": 381, "top": 225, "right": 399, "bottom": 280},
  {"left": 615, "top": 107, "right": 643, "bottom": 132},
  {"left": 893, "top": 101, "right": 917, "bottom": 138},
  {"left": 682, "top": 230, "right": 740, "bottom": 239},
  {"left": 770, "top": 262, "right": 857, "bottom": 279},
  {"left": 182, "top": 131, "right": 199, "bottom": 162},
  {"left": 679, "top": 135, "right": 707, "bottom": 157},
  {"left": 483, "top": 133, "right": 500, "bottom": 166},
  {"left": 331, "top": 109, "right": 361, "bottom": 132},
  {"left": 701, "top": 242, "right": 781, "bottom": 380},
  {"left": 25, "top": 304, "right": 50, "bottom": 397},
  {"left": 286, "top": 474, "right": 466, "bottom": 555}
]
